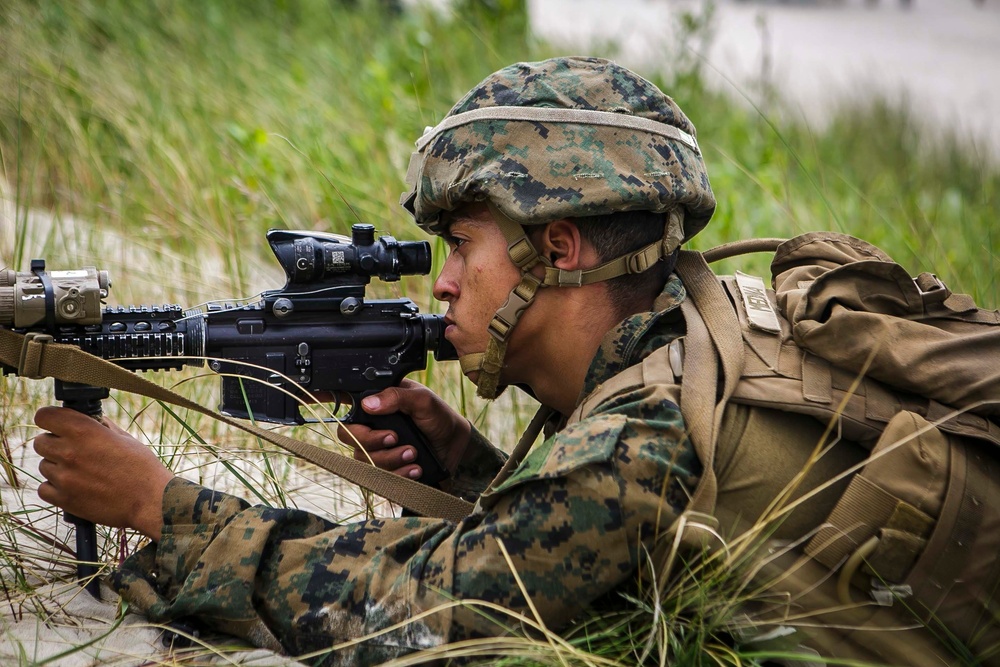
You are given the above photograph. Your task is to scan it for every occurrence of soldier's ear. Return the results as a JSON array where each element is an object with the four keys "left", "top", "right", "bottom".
[{"left": 539, "top": 220, "right": 584, "bottom": 269}]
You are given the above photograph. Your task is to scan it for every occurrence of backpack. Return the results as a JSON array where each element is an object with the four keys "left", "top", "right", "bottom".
[{"left": 568, "top": 231, "right": 1000, "bottom": 665}]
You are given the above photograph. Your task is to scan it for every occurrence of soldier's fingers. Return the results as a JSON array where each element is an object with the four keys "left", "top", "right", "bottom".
[
  {"left": 357, "top": 444, "right": 418, "bottom": 471},
  {"left": 359, "top": 389, "right": 401, "bottom": 416},
  {"left": 350, "top": 436, "right": 422, "bottom": 477},
  {"left": 35, "top": 407, "right": 112, "bottom": 451},
  {"left": 37, "top": 456, "right": 58, "bottom": 482},
  {"left": 339, "top": 423, "right": 399, "bottom": 451},
  {"left": 37, "top": 480, "right": 60, "bottom": 506},
  {"left": 33, "top": 405, "right": 65, "bottom": 432},
  {"left": 34, "top": 405, "right": 93, "bottom": 435},
  {"left": 359, "top": 381, "right": 435, "bottom": 417},
  {"left": 395, "top": 463, "right": 422, "bottom": 480},
  {"left": 32, "top": 431, "right": 80, "bottom": 468},
  {"left": 32, "top": 431, "right": 58, "bottom": 459},
  {"left": 100, "top": 417, "right": 132, "bottom": 437},
  {"left": 337, "top": 421, "right": 370, "bottom": 446}
]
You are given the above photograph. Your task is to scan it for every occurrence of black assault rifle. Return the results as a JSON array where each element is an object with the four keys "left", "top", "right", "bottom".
[{"left": 1, "top": 224, "right": 458, "bottom": 597}]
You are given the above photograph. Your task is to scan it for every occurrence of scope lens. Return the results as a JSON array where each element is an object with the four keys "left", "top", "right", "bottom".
[{"left": 395, "top": 241, "right": 431, "bottom": 276}]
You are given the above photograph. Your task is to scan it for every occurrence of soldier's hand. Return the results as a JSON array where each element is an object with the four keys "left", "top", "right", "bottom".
[
  {"left": 33, "top": 406, "right": 174, "bottom": 541},
  {"left": 341, "top": 379, "right": 470, "bottom": 480}
]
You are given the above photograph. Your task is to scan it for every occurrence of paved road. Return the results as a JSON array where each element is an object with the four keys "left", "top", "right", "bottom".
[{"left": 528, "top": 0, "right": 1000, "bottom": 160}]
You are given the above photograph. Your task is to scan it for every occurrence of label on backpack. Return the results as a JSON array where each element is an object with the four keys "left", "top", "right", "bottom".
[{"left": 735, "top": 271, "right": 781, "bottom": 333}]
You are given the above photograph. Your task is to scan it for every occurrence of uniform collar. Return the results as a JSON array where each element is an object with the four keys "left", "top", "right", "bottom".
[{"left": 578, "top": 274, "right": 686, "bottom": 401}]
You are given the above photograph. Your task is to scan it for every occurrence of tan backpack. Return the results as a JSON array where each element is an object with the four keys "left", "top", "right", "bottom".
[{"left": 569, "top": 232, "right": 1000, "bottom": 665}]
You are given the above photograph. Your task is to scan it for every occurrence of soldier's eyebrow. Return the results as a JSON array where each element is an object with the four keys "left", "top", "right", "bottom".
[
  {"left": 442, "top": 213, "right": 491, "bottom": 234},
  {"left": 441, "top": 222, "right": 469, "bottom": 247}
]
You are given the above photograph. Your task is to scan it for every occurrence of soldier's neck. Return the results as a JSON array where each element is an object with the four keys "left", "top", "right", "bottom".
[{"left": 508, "top": 287, "right": 628, "bottom": 417}]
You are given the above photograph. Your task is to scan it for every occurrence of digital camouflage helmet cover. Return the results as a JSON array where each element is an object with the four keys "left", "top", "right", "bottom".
[{"left": 402, "top": 56, "right": 716, "bottom": 398}]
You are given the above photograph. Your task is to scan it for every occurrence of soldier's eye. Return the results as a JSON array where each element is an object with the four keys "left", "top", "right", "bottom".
[{"left": 443, "top": 234, "right": 466, "bottom": 251}]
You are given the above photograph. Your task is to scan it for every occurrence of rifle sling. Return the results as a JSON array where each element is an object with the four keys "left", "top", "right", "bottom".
[{"left": 0, "top": 327, "right": 473, "bottom": 523}]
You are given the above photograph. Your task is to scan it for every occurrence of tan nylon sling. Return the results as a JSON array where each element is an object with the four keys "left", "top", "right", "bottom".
[
  {"left": 560, "top": 244, "right": 772, "bottom": 516},
  {"left": 0, "top": 328, "right": 473, "bottom": 523}
]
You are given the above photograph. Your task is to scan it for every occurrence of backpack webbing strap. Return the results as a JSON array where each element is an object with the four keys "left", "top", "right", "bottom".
[
  {"left": 701, "top": 238, "right": 785, "bottom": 264},
  {"left": 675, "top": 250, "right": 747, "bottom": 515},
  {"left": 481, "top": 405, "right": 556, "bottom": 498},
  {"left": 567, "top": 250, "right": 750, "bottom": 514},
  {"left": 0, "top": 328, "right": 474, "bottom": 523}
]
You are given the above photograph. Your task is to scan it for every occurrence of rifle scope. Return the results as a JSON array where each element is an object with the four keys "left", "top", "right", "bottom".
[{"left": 269, "top": 224, "right": 431, "bottom": 285}]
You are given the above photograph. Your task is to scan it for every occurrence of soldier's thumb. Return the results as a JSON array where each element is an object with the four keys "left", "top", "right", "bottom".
[{"left": 360, "top": 388, "right": 402, "bottom": 415}]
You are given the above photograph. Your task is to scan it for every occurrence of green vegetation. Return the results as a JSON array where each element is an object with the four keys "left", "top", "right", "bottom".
[{"left": 1, "top": 0, "right": 997, "bottom": 665}]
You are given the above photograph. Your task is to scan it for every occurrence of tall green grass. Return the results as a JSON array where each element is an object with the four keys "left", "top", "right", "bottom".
[{"left": 1, "top": 0, "right": 997, "bottom": 665}]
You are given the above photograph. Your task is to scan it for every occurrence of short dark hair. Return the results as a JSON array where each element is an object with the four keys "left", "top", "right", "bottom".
[{"left": 572, "top": 209, "right": 679, "bottom": 319}]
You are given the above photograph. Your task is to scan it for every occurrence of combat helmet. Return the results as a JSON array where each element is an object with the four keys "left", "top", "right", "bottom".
[{"left": 401, "top": 56, "right": 716, "bottom": 399}]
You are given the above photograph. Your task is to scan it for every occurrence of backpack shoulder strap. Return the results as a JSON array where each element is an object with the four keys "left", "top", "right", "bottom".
[
  {"left": 673, "top": 250, "right": 747, "bottom": 514},
  {"left": 568, "top": 249, "right": 749, "bottom": 516}
]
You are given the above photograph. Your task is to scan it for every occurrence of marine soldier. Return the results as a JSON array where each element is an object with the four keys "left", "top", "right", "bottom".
[{"left": 31, "top": 57, "right": 998, "bottom": 665}]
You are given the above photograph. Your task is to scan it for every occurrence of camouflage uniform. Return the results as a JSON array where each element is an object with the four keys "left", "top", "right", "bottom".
[{"left": 112, "top": 275, "right": 702, "bottom": 665}]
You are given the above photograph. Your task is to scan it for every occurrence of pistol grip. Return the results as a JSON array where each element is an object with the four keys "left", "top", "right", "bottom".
[{"left": 351, "top": 395, "right": 450, "bottom": 487}]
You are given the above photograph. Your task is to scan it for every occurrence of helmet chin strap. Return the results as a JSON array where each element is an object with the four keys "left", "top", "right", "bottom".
[
  {"left": 459, "top": 203, "right": 550, "bottom": 399},
  {"left": 461, "top": 203, "right": 684, "bottom": 400}
]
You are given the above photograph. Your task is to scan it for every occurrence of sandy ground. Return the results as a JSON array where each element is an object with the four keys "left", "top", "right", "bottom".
[{"left": 528, "top": 0, "right": 1000, "bottom": 160}]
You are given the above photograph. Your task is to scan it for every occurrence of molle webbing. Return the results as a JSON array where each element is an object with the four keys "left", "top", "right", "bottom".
[
  {"left": 720, "top": 271, "right": 1000, "bottom": 448},
  {"left": 674, "top": 250, "right": 747, "bottom": 515}
]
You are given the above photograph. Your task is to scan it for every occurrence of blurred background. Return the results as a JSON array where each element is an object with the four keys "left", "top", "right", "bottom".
[{"left": 530, "top": 0, "right": 999, "bottom": 163}]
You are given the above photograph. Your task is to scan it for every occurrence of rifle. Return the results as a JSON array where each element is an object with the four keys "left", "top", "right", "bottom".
[{"left": 1, "top": 224, "right": 458, "bottom": 597}]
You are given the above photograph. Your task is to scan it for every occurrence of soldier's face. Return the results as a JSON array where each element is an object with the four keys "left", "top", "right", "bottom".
[{"left": 432, "top": 203, "right": 523, "bottom": 376}]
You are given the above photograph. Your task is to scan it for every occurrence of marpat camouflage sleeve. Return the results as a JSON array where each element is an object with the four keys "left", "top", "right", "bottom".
[
  {"left": 112, "top": 387, "right": 697, "bottom": 666},
  {"left": 447, "top": 425, "right": 508, "bottom": 502}
]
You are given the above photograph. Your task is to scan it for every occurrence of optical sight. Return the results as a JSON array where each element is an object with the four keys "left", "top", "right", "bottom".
[
  {"left": 268, "top": 224, "right": 431, "bottom": 286},
  {"left": 0, "top": 262, "right": 110, "bottom": 329}
]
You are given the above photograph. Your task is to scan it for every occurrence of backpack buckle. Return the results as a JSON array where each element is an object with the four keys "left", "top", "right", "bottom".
[{"left": 913, "top": 273, "right": 949, "bottom": 304}]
